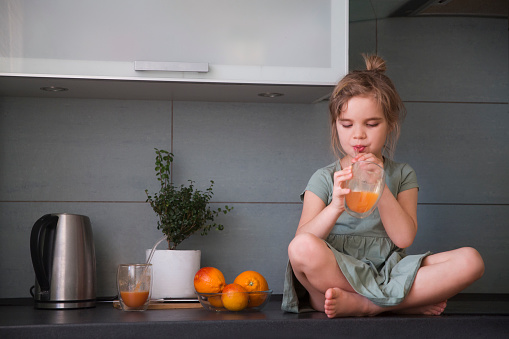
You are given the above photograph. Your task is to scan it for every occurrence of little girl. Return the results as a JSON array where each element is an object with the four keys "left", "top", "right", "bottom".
[{"left": 282, "top": 54, "right": 484, "bottom": 317}]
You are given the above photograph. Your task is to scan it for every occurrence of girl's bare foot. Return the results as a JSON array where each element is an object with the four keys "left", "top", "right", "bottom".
[
  {"left": 324, "top": 287, "right": 382, "bottom": 318},
  {"left": 323, "top": 288, "right": 447, "bottom": 318},
  {"left": 394, "top": 300, "right": 447, "bottom": 316}
]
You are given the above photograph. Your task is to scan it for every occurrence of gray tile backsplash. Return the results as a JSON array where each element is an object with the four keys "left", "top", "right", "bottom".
[
  {"left": 396, "top": 102, "right": 509, "bottom": 204},
  {"left": 378, "top": 17, "right": 507, "bottom": 103},
  {"left": 171, "top": 101, "right": 333, "bottom": 203},
  {"left": 0, "top": 98, "right": 171, "bottom": 202},
  {"left": 410, "top": 204, "right": 509, "bottom": 293}
]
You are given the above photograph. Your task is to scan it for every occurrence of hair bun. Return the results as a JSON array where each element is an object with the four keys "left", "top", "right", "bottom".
[{"left": 363, "top": 54, "right": 386, "bottom": 73}]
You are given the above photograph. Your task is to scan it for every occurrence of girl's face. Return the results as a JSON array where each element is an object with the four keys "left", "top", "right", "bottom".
[{"left": 336, "top": 95, "right": 389, "bottom": 159}]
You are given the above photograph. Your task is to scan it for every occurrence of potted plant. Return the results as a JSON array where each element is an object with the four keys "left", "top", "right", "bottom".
[{"left": 145, "top": 148, "right": 233, "bottom": 298}]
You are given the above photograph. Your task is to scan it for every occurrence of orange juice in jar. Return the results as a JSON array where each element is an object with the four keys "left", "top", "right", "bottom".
[
  {"left": 344, "top": 161, "right": 385, "bottom": 218},
  {"left": 345, "top": 191, "right": 380, "bottom": 214}
]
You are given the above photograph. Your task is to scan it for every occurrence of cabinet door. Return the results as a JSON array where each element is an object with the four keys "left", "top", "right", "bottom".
[{"left": 0, "top": 0, "right": 347, "bottom": 85}]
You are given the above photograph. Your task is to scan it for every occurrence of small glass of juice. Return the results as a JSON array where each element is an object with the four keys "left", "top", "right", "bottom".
[
  {"left": 117, "top": 263, "right": 152, "bottom": 311},
  {"left": 344, "top": 160, "right": 385, "bottom": 219}
]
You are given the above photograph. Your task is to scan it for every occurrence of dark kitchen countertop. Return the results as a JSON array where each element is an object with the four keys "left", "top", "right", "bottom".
[{"left": 1, "top": 294, "right": 509, "bottom": 338}]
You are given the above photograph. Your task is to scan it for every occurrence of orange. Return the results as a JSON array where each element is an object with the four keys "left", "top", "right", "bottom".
[
  {"left": 233, "top": 270, "right": 269, "bottom": 292},
  {"left": 221, "top": 283, "right": 249, "bottom": 311},
  {"left": 233, "top": 270, "right": 269, "bottom": 307},
  {"left": 194, "top": 267, "right": 226, "bottom": 293},
  {"left": 208, "top": 295, "right": 223, "bottom": 308}
]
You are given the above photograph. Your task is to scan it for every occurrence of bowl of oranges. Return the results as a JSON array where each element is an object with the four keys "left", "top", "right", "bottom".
[{"left": 194, "top": 267, "right": 272, "bottom": 312}]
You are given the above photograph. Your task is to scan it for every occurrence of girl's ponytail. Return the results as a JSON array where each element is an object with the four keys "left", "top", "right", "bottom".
[{"left": 364, "top": 54, "right": 387, "bottom": 73}]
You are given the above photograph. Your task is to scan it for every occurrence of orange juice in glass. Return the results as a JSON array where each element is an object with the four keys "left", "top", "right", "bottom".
[
  {"left": 344, "top": 161, "right": 385, "bottom": 218},
  {"left": 117, "top": 264, "right": 152, "bottom": 311}
]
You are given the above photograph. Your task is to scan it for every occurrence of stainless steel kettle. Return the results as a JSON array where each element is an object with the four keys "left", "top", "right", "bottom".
[{"left": 30, "top": 213, "right": 96, "bottom": 309}]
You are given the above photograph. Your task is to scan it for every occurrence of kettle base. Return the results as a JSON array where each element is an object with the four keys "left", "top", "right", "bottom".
[{"left": 34, "top": 299, "right": 96, "bottom": 310}]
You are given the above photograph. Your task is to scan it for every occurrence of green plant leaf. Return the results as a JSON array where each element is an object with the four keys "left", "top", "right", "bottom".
[{"left": 145, "top": 149, "right": 233, "bottom": 249}]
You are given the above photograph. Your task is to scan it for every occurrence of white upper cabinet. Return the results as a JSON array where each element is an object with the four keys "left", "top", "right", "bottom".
[{"left": 0, "top": 0, "right": 348, "bottom": 102}]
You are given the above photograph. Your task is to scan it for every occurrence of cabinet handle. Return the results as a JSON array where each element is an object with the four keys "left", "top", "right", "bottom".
[{"left": 134, "top": 61, "right": 209, "bottom": 73}]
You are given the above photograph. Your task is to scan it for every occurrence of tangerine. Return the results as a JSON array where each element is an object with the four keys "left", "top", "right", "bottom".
[
  {"left": 208, "top": 295, "right": 223, "bottom": 308},
  {"left": 221, "top": 283, "right": 249, "bottom": 311},
  {"left": 233, "top": 270, "right": 269, "bottom": 307},
  {"left": 194, "top": 267, "right": 226, "bottom": 293}
]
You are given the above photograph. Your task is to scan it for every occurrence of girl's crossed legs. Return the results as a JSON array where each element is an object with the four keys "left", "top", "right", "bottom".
[{"left": 288, "top": 232, "right": 484, "bottom": 318}]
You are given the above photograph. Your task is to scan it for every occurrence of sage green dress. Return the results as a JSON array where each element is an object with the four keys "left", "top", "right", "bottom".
[{"left": 282, "top": 158, "right": 430, "bottom": 312}]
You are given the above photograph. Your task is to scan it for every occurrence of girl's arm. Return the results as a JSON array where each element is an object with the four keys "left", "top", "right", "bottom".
[
  {"left": 295, "top": 167, "right": 352, "bottom": 239},
  {"left": 377, "top": 187, "right": 418, "bottom": 248}
]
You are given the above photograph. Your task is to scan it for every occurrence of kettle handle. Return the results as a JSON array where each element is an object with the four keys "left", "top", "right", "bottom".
[{"left": 30, "top": 214, "right": 59, "bottom": 292}]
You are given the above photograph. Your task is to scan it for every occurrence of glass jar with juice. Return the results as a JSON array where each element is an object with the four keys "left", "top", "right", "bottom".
[{"left": 344, "top": 161, "right": 385, "bottom": 219}]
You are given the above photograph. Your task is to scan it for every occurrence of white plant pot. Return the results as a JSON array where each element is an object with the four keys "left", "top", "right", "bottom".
[{"left": 146, "top": 249, "right": 201, "bottom": 299}]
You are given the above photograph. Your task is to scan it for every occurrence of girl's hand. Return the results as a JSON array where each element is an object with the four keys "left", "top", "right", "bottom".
[
  {"left": 351, "top": 153, "right": 384, "bottom": 168},
  {"left": 331, "top": 166, "right": 353, "bottom": 211}
]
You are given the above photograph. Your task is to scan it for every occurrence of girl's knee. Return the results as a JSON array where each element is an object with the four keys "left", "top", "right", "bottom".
[
  {"left": 459, "top": 247, "right": 485, "bottom": 280},
  {"left": 288, "top": 233, "right": 324, "bottom": 264}
]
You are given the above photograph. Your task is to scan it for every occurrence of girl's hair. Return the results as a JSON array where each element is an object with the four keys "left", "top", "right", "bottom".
[{"left": 328, "top": 54, "right": 406, "bottom": 159}]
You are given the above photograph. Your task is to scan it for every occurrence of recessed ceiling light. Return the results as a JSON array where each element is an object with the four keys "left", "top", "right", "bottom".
[
  {"left": 40, "top": 86, "right": 68, "bottom": 92},
  {"left": 258, "top": 92, "right": 284, "bottom": 98}
]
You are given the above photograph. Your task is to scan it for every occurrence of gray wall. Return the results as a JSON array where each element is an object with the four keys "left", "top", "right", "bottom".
[{"left": 1, "top": 15, "right": 507, "bottom": 298}]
